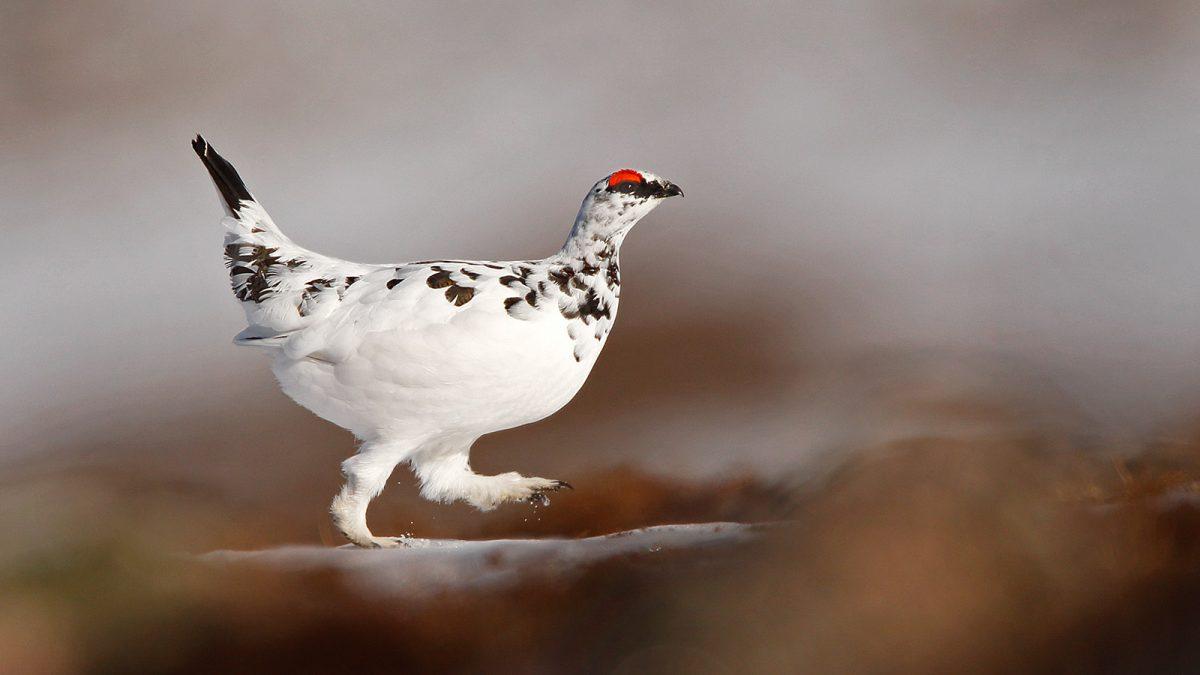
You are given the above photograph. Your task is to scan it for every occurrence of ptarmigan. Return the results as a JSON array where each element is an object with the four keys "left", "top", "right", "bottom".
[{"left": 193, "top": 136, "right": 682, "bottom": 547}]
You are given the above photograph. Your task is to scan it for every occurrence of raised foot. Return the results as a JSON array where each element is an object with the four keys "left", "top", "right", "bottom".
[{"left": 511, "top": 476, "right": 573, "bottom": 507}]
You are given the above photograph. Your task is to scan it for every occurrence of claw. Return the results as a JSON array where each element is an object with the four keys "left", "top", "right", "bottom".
[
  {"left": 357, "top": 536, "right": 409, "bottom": 549},
  {"left": 554, "top": 480, "right": 574, "bottom": 490}
]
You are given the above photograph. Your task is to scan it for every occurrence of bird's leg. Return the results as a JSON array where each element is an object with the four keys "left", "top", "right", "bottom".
[
  {"left": 330, "top": 445, "right": 408, "bottom": 548},
  {"left": 410, "top": 449, "right": 571, "bottom": 511}
]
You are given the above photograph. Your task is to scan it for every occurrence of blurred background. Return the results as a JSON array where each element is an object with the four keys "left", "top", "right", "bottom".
[{"left": 2, "top": 1, "right": 1200, "bottom": 673}]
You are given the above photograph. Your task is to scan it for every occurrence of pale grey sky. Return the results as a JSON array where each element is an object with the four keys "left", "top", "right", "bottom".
[{"left": 4, "top": 1, "right": 1200, "bottom": 462}]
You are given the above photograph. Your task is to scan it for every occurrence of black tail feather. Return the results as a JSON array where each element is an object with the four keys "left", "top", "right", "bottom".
[{"left": 192, "top": 135, "right": 253, "bottom": 214}]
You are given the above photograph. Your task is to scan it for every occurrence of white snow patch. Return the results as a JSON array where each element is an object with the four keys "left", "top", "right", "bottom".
[{"left": 201, "top": 522, "right": 764, "bottom": 597}]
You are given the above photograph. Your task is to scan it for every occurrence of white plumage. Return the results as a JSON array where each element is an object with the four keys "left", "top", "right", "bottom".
[{"left": 193, "top": 137, "right": 682, "bottom": 547}]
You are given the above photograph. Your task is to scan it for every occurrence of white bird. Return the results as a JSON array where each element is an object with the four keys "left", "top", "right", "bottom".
[{"left": 193, "top": 136, "right": 683, "bottom": 547}]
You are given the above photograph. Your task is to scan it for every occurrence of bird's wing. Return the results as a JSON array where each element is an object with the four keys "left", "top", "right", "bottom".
[
  {"left": 276, "top": 260, "right": 554, "bottom": 365},
  {"left": 221, "top": 199, "right": 378, "bottom": 342}
]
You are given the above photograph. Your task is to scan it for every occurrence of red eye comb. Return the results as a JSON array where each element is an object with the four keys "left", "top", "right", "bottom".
[{"left": 607, "top": 169, "right": 644, "bottom": 187}]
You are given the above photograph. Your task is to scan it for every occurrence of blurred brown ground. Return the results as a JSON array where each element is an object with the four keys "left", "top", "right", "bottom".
[{"left": 2, "top": 437, "right": 1198, "bottom": 674}]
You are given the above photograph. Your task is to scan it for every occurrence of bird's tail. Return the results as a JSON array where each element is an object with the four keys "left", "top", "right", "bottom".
[
  {"left": 192, "top": 135, "right": 286, "bottom": 241},
  {"left": 192, "top": 135, "right": 369, "bottom": 340},
  {"left": 193, "top": 134, "right": 256, "bottom": 218}
]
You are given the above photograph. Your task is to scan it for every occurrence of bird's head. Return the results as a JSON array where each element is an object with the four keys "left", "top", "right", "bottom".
[
  {"left": 569, "top": 169, "right": 683, "bottom": 244},
  {"left": 595, "top": 168, "right": 684, "bottom": 202}
]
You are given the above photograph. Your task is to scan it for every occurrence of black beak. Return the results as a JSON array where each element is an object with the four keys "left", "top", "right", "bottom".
[{"left": 655, "top": 180, "right": 684, "bottom": 198}]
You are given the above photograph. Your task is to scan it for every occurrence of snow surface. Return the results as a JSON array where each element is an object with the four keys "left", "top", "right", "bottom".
[{"left": 202, "top": 522, "right": 764, "bottom": 597}]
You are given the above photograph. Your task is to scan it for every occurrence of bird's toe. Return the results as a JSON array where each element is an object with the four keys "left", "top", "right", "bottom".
[
  {"left": 362, "top": 536, "right": 410, "bottom": 549},
  {"left": 519, "top": 477, "right": 572, "bottom": 506}
]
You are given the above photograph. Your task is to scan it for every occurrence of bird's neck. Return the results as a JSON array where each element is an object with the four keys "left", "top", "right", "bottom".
[
  {"left": 557, "top": 229, "right": 623, "bottom": 269},
  {"left": 557, "top": 202, "right": 637, "bottom": 265},
  {"left": 552, "top": 216, "right": 623, "bottom": 309}
]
